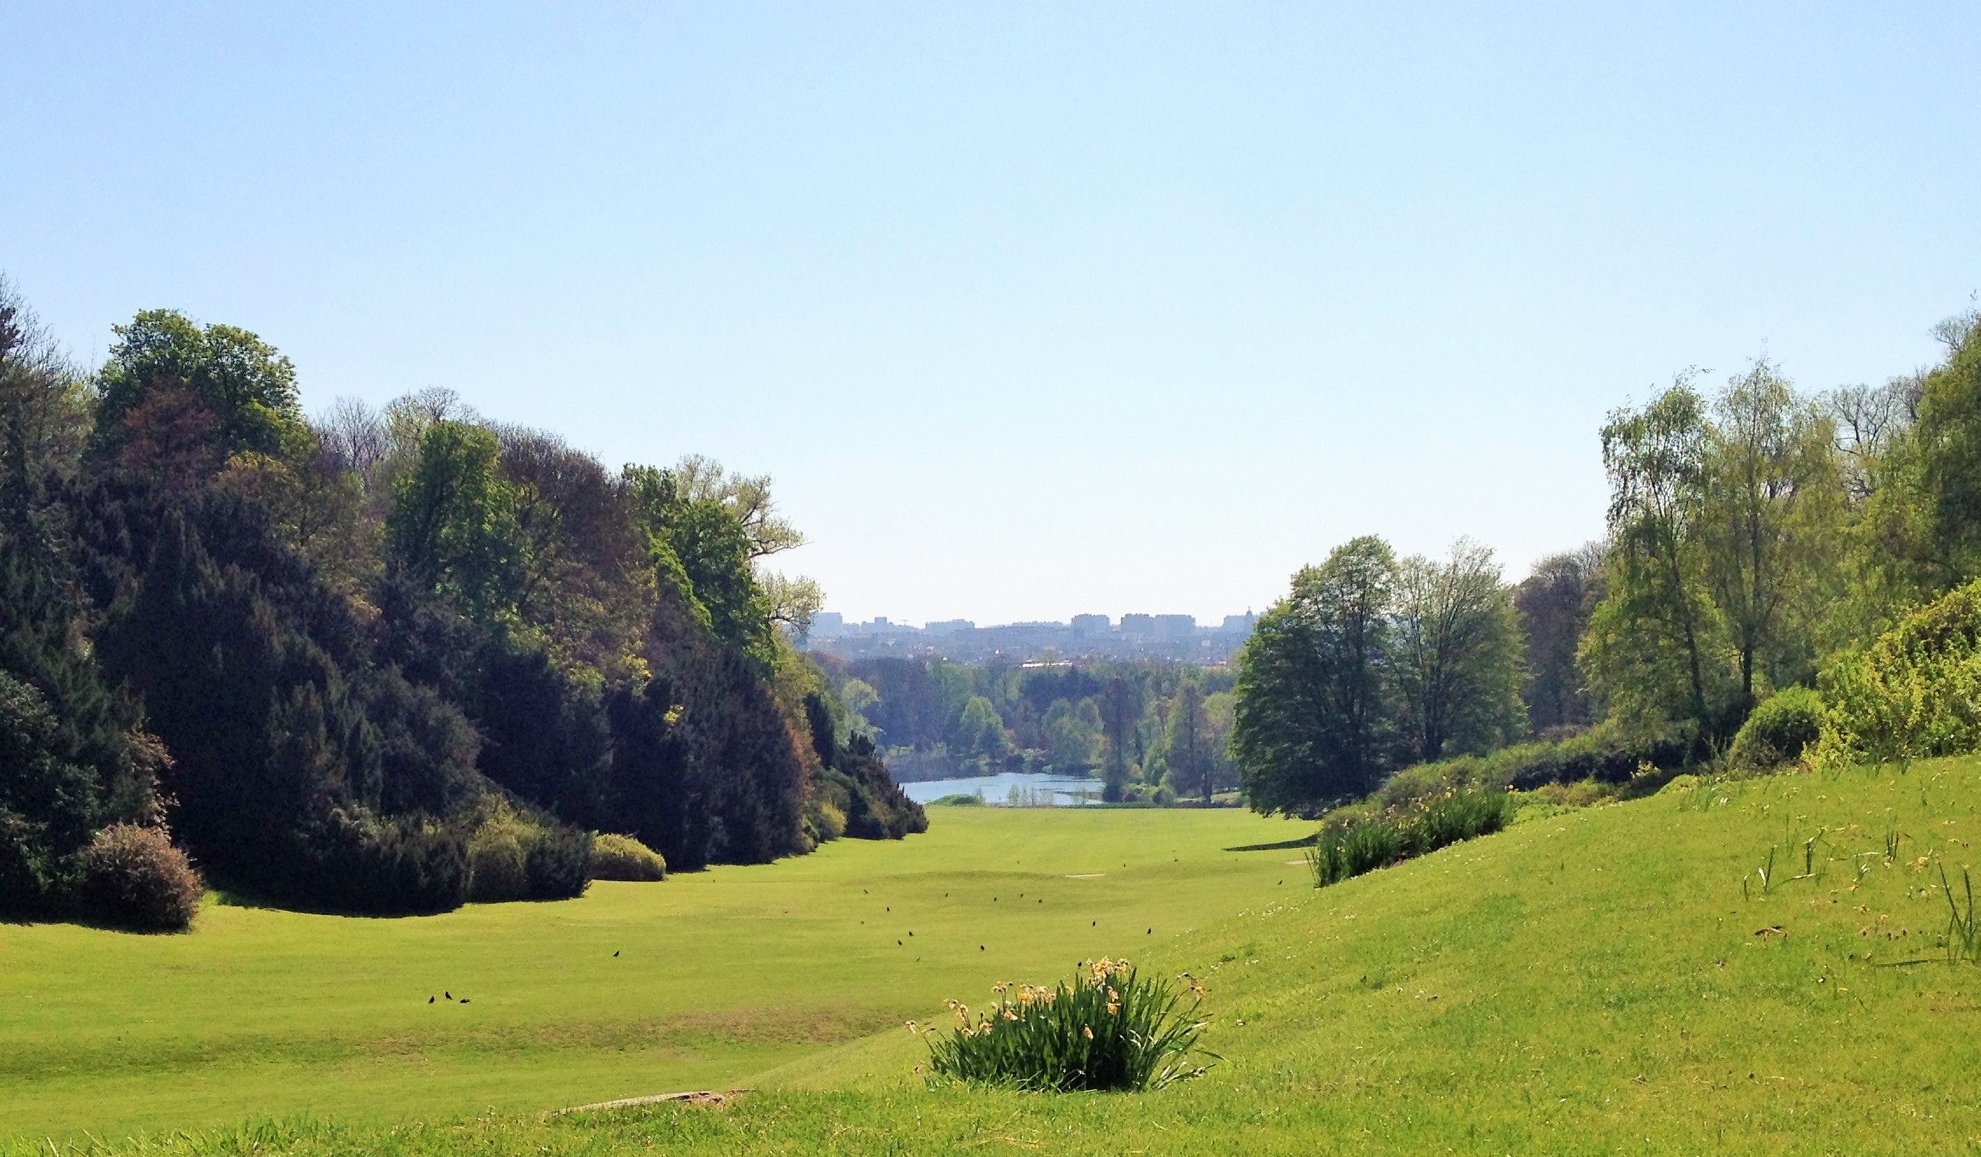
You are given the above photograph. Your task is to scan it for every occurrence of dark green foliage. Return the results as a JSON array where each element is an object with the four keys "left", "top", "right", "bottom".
[
  {"left": 472, "top": 642, "right": 612, "bottom": 823},
  {"left": 295, "top": 810, "right": 468, "bottom": 916},
  {"left": 0, "top": 670, "right": 99, "bottom": 909},
  {"left": 1309, "top": 788, "right": 1514, "bottom": 887},
  {"left": 1728, "top": 686, "right": 1824, "bottom": 768},
  {"left": 1234, "top": 537, "right": 1400, "bottom": 815},
  {"left": 837, "top": 734, "right": 928, "bottom": 840},
  {"left": 523, "top": 823, "right": 592, "bottom": 900},
  {"left": 77, "top": 823, "right": 203, "bottom": 931},
  {"left": 922, "top": 959, "right": 1214, "bottom": 1092},
  {"left": 463, "top": 798, "right": 592, "bottom": 903},
  {"left": 0, "top": 288, "right": 887, "bottom": 923}
]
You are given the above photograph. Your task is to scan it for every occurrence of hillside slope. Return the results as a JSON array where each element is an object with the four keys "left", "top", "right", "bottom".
[{"left": 11, "top": 761, "right": 1981, "bottom": 1154}]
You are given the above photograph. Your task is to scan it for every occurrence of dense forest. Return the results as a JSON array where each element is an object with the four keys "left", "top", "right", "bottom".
[
  {"left": 0, "top": 280, "right": 922, "bottom": 929},
  {"left": 817, "top": 656, "right": 1240, "bottom": 803},
  {"left": 1233, "top": 307, "right": 1981, "bottom": 815}
]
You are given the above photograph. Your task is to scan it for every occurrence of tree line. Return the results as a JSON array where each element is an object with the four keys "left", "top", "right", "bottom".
[
  {"left": 0, "top": 280, "right": 922, "bottom": 926},
  {"left": 1235, "top": 308, "right": 1981, "bottom": 815},
  {"left": 818, "top": 656, "right": 1241, "bottom": 804}
]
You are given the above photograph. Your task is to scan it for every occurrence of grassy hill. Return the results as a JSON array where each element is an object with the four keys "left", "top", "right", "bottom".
[{"left": 8, "top": 760, "right": 1981, "bottom": 1154}]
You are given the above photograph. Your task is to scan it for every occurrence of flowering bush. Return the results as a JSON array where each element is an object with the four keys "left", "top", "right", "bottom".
[{"left": 917, "top": 958, "right": 1215, "bottom": 1092}]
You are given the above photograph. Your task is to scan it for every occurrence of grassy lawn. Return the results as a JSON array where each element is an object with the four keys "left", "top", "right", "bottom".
[
  {"left": 0, "top": 806, "right": 1300, "bottom": 1141},
  {"left": 10, "top": 761, "right": 1981, "bottom": 1153}
]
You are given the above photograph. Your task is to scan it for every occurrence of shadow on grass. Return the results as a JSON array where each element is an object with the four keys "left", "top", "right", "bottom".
[{"left": 1223, "top": 834, "right": 1317, "bottom": 853}]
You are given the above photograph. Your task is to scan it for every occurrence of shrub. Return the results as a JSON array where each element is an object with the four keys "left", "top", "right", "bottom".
[
  {"left": 78, "top": 824, "right": 203, "bottom": 931},
  {"left": 294, "top": 811, "right": 469, "bottom": 915},
  {"left": 920, "top": 958, "right": 1214, "bottom": 1092},
  {"left": 465, "top": 798, "right": 591, "bottom": 903},
  {"left": 467, "top": 829, "right": 528, "bottom": 902},
  {"left": 589, "top": 833, "right": 666, "bottom": 882},
  {"left": 1309, "top": 787, "right": 1513, "bottom": 887},
  {"left": 930, "top": 793, "right": 985, "bottom": 806},
  {"left": 1815, "top": 581, "right": 1981, "bottom": 770},
  {"left": 1729, "top": 686, "right": 1824, "bottom": 769},
  {"left": 814, "top": 800, "right": 849, "bottom": 839}
]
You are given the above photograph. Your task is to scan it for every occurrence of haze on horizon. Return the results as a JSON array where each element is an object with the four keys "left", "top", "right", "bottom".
[{"left": 3, "top": 3, "right": 1977, "bottom": 625}]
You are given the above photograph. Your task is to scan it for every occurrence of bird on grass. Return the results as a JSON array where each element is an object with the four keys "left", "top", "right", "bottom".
[
  {"left": 979, "top": 945, "right": 985, "bottom": 951},
  {"left": 445, "top": 991, "right": 453, "bottom": 1000},
  {"left": 427, "top": 996, "right": 435, "bottom": 1004},
  {"left": 897, "top": 939, "right": 903, "bottom": 946},
  {"left": 613, "top": 950, "right": 620, "bottom": 957},
  {"left": 1147, "top": 928, "right": 1153, "bottom": 935},
  {"left": 459, "top": 998, "right": 470, "bottom": 1004}
]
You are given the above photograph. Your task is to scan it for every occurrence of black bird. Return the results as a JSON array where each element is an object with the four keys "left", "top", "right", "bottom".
[
  {"left": 1147, "top": 928, "right": 1153, "bottom": 935},
  {"left": 885, "top": 906, "right": 891, "bottom": 912},
  {"left": 428, "top": 996, "right": 435, "bottom": 1004},
  {"left": 1091, "top": 921, "right": 1096, "bottom": 926},
  {"left": 445, "top": 991, "right": 452, "bottom": 1000},
  {"left": 459, "top": 998, "right": 470, "bottom": 1004},
  {"left": 897, "top": 939, "right": 903, "bottom": 945},
  {"left": 613, "top": 950, "right": 620, "bottom": 957},
  {"left": 908, "top": 930, "right": 914, "bottom": 936},
  {"left": 1277, "top": 880, "right": 1283, "bottom": 885},
  {"left": 979, "top": 945, "right": 985, "bottom": 951}
]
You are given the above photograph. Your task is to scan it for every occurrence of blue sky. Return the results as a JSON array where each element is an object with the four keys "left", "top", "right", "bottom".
[{"left": 3, "top": 3, "right": 1977, "bottom": 625}]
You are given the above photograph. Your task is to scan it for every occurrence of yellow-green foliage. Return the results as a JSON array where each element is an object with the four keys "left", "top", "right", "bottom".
[
  {"left": 466, "top": 827, "right": 528, "bottom": 903},
  {"left": 1815, "top": 580, "right": 1981, "bottom": 769},
  {"left": 1727, "top": 685, "right": 1824, "bottom": 769},
  {"left": 465, "top": 799, "right": 590, "bottom": 903},
  {"left": 589, "top": 833, "right": 666, "bottom": 882}
]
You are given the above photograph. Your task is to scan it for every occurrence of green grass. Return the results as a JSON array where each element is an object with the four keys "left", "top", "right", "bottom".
[
  {"left": 10, "top": 761, "right": 1981, "bottom": 1153},
  {"left": 0, "top": 808, "right": 1299, "bottom": 1142}
]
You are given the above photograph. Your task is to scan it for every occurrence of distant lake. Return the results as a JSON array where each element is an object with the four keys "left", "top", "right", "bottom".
[{"left": 899, "top": 771, "right": 1103, "bottom": 807}]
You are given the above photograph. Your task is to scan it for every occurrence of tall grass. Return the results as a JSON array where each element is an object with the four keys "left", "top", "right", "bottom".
[
  {"left": 1308, "top": 788, "right": 1514, "bottom": 887},
  {"left": 919, "top": 958, "right": 1215, "bottom": 1092}
]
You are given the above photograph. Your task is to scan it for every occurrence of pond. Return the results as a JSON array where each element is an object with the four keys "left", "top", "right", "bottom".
[{"left": 897, "top": 771, "right": 1104, "bottom": 807}]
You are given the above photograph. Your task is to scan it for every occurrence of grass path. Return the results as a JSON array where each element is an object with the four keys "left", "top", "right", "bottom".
[{"left": 0, "top": 807, "right": 1298, "bottom": 1140}]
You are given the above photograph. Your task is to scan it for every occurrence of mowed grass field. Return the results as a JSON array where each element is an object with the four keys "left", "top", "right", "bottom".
[
  {"left": 11, "top": 760, "right": 1981, "bottom": 1154},
  {"left": 0, "top": 806, "right": 1301, "bottom": 1141}
]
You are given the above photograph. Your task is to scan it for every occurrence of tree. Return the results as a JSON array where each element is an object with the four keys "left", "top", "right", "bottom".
[
  {"left": 95, "top": 310, "right": 306, "bottom": 468},
  {"left": 956, "top": 694, "right": 1010, "bottom": 762},
  {"left": 388, "top": 421, "right": 527, "bottom": 621},
  {"left": 1698, "top": 359, "right": 1844, "bottom": 707},
  {"left": 1042, "top": 698, "right": 1102, "bottom": 773},
  {"left": 1581, "top": 381, "right": 1724, "bottom": 733},
  {"left": 624, "top": 464, "right": 778, "bottom": 672},
  {"left": 1232, "top": 536, "right": 1399, "bottom": 815},
  {"left": 1515, "top": 545, "right": 1602, "bottom": 733},
  {"left": 1914, "top": 312, "right": 1981, "bottom": 577},
  {"left": 1100, "top": 677, "right": 1140, "bottom": 801},
  {"left": 1167, "top": 679, "right": 1214, "bottom": 804},
  {"left": 1393, "top": 540, "right": 1525, "bottom": 762}
]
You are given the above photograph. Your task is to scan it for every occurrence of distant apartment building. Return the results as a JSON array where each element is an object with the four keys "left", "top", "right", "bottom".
[{"left": 803, "top": 608, "right": 1255, "bottom": 666}]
